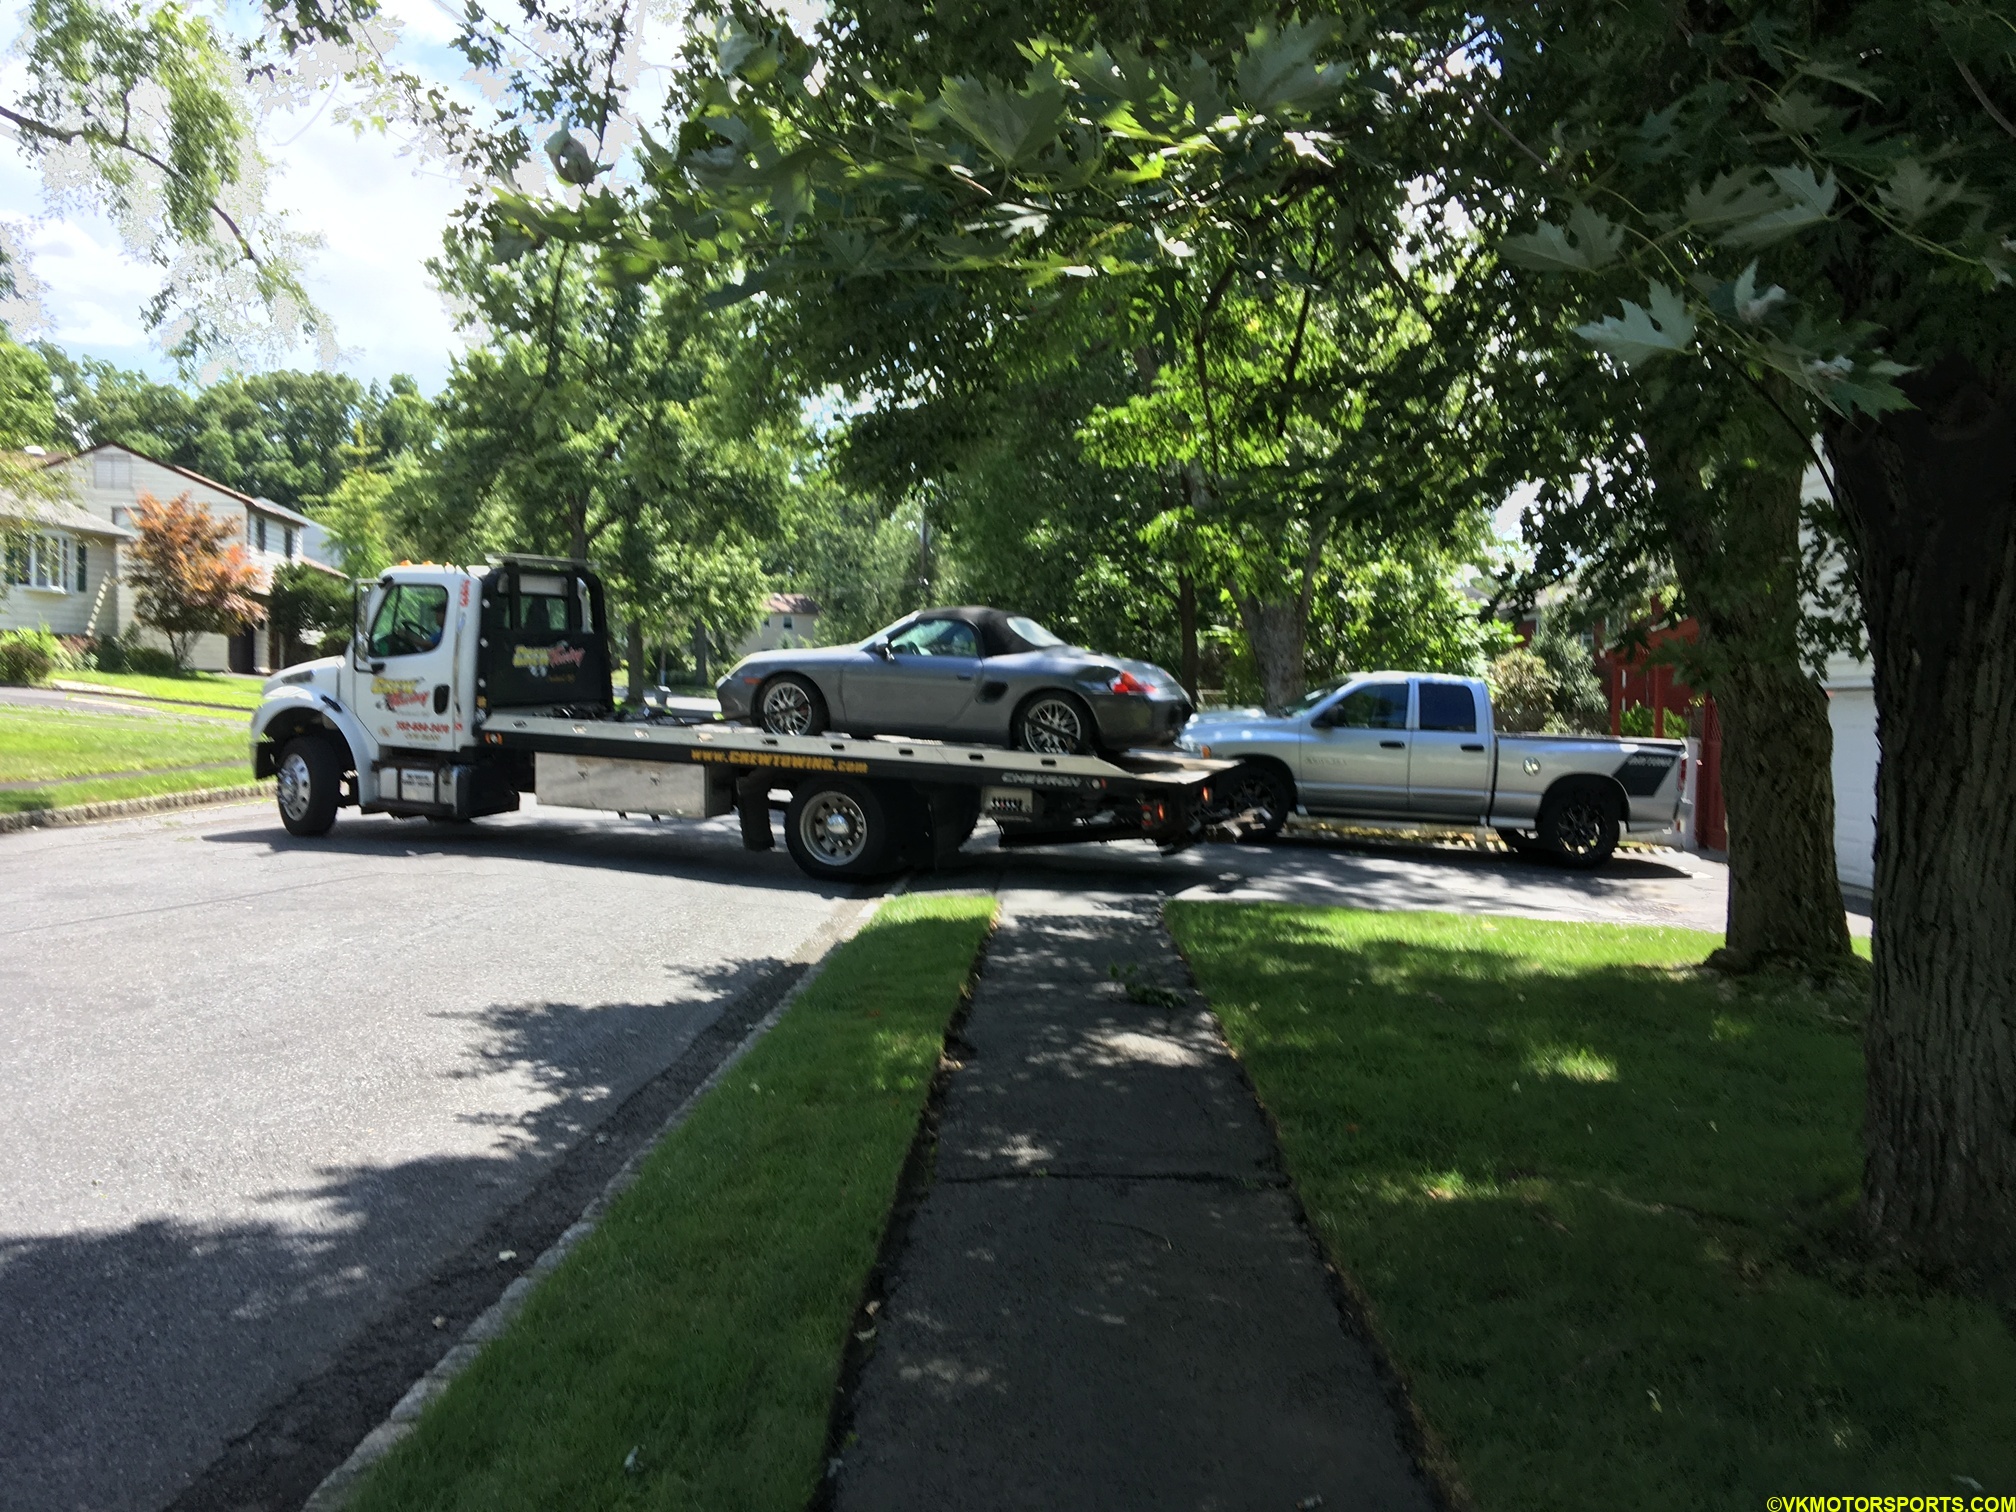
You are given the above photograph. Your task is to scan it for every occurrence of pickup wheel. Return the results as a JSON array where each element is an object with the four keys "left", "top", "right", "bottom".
[
  {"left": 757, "top": 674, "right": 828, "bottom": 737},
  {"left": 1496, "top": 827, "right": 1546, "bottom": 858},
  {"left": 1537, "top": 780, "right": 1620, "bottom": 868},
  {"left": 784, "top": 777, "right": 898, "bottom": 880},
  {"left": 275, "top": 733, "right": 343, "bottom": 837}
]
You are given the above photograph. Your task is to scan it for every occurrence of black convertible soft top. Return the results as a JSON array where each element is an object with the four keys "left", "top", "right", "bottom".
[{"left": 913, "top": 606, "right": 1057, "bottom": 658}]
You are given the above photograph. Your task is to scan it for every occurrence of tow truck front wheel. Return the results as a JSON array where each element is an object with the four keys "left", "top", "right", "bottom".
[
  {"left": 276, "top": 733, "right": 342, "bottom": 837},
  {"left": 784, "top": 777, "right": 897, "bottom": 880}
]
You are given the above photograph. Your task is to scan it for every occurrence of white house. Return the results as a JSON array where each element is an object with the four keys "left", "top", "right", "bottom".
[
  {"left": 16, "top": 442, "right": 342, "bottom": 673},
  {"left": 736, "top": 593, "right": 823, "bottom": 655},
  {"left": 2, "top": 490, "right": 134, "bottom": 641}
]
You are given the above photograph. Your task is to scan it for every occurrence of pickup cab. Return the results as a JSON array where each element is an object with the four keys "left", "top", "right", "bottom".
[{"left": 1177, "top": 672, "right": 1684, "bottom": 866}]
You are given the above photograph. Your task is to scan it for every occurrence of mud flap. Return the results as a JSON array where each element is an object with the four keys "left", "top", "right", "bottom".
[{"left": 735, "top": 772, "right": 774, "bottom": 850}]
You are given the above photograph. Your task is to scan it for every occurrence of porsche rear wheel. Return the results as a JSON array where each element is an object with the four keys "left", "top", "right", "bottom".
[
  {"left": 1013, "top": 692, "right": 1093, "bottom": 756},
  {"left": 757, "top": 674, "right": 828, "bottom": 737}
]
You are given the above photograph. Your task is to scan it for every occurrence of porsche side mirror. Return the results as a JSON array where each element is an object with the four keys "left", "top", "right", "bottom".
[{"left": 868, "top": 642, "right": 892, "bottom": 660}]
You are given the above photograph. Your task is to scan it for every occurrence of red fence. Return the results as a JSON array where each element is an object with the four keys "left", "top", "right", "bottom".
[{"left": 1592, "top": 621, "right": 1727, "bottom": 853}]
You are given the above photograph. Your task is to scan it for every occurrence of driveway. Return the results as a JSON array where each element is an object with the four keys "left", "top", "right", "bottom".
[
  {"left": 0, "top": 801, "right": 865, "bottom": 1512},
  {"left": 0, "top": 795, "right": 1850, "bottom": 1512}
]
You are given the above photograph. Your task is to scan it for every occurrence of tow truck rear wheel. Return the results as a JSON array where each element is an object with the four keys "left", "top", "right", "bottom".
[
  {"left": 784, "top": 776, "right": 898, "bottom": 879},
  {"left": 1211, "top": 760, "right": 1292, "bottom": 840},
  {"left": 275, "top": 733, "right": 342, "bottom": 837}
]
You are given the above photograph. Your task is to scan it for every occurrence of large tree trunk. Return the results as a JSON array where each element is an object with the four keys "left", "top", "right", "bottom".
[
  {"left": 1826, "top": 355, "right": 2016, "bottom": 1288},
  {"left": 1648, "top": 404, "right": 1854, "bottom": 975},
  {"left": 1232, "top": 595, "right": 1306, "bottom": 709},
  {"left": 626, "top": 618, "right": 647, "bottom": 704},
  {"left": 1659, "top": 446, "right": 1854, "bottom": 974},
  {"left": 1176, "top": 571, "right": 1200, "bottom": 701}
]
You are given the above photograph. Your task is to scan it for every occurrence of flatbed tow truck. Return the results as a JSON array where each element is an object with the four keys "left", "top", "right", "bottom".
[{"left": 250, "top": 557, "right": 1234, "bottom": 880}]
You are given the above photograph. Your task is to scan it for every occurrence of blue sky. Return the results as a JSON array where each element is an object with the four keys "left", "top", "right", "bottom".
[{"left": 0, "top": 0, "right": 482, "bottom": 391}]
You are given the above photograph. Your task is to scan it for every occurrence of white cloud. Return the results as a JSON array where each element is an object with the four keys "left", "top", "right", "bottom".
[{"left": 0, "top": 0, "right": 480, "bottom": 391}]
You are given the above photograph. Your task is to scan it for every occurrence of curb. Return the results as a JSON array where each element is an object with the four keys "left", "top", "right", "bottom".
[
  {"left": 0, "top": 782, "right": 269, "bottom": 835},
  {"left": 45, "top": 678, "right": 255, "bottom": 713},
  {"left": 300, "top": 884, "right": 899, "bottom": 1512}
]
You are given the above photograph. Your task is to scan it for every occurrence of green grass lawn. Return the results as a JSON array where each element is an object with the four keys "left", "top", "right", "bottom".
[
  {"left": 54, "top": 668, "right": 267, "bottom": 710},
  {"left": 1167, "top": 904, "right": 2016, "bottom": 1509},
  {"left": 347, "top": 891, "right": 999, "bottom": 1512},
  {"left": 0, "top": 705, "right": 252, "bottom": 813}
]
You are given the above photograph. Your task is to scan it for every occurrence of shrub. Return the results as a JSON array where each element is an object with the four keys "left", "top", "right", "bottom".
[
  {"left": 1618, "top": 702, "right": 1658, "bottom": 737},
  {"left": 0, "top": 627, "right": 58, "bottom": 685},
  {"left": 1486, "top": 648, "right": 1553, "bottom": 732}
]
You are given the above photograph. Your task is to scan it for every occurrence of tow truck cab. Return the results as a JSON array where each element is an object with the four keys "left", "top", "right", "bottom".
[{"left": 253, "top": 557, "right": 614, "bottom": 820}]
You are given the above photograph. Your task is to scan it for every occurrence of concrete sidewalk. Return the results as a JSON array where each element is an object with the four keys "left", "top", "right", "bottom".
[{"left": 831, "top": 888, "right": 1436, "bottom": 1512}]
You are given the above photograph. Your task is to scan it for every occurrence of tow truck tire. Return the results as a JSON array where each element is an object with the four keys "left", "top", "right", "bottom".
[
  {"left": 1537, "top": 779, "right": 1620, "bottom": 868},
  {"left": 1213, "top": 760, "right": 1292, "bottom": 840},
  {"left": 784, "top": 776, "right": 896, "bottom": 879},
  {"left": 276, "top": 733, "right": 342, "bottom": 837},
  {"left": 757, "top": 674, "right": 828, "bottom": 737}
]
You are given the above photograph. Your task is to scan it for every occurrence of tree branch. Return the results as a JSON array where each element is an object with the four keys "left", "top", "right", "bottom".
[
  {"left": 1953, "top": 55, "right": 2016, "bottom": 142},
  {"left": 0, "top": 103, "right": 262, "bottom": 266}
]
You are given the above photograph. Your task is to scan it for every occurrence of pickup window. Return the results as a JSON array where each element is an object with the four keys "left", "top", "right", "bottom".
[
  {"left": 1323, "top": 683, "right": 1409, "bottom": 729},
  {"left": 1418, "top": 683, "right": 1478, "bottom": 732}
]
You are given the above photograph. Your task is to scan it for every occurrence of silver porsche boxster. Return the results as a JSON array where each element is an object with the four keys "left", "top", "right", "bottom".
[{"left": 715, "top": 607, "right": 1193, "bottom": 754}]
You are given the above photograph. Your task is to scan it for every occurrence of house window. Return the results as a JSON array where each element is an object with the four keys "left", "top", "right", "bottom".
[
  {"left": 92, "top": 452, "right": 132, "bottom": 490},
  {"left": 255, "top": 516, "right": 268, "bottom": 552},
  {"left": 5, "top": 534, "right": 71, "bottom": 591},
  {"left": 283, "top": 525, "right": 295, "bottom": 559},
  {"left": 781, "top": 616, "right": 793, "bottom": 629},
  {"left": 75, "top": 542, "right": 87, "bottom": 591}
]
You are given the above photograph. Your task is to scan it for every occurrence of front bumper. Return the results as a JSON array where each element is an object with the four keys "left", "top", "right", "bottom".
[{"left": 715, "top": 675, "right": 754, "bottom": 720}]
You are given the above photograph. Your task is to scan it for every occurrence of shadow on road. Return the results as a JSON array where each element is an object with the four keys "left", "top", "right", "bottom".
[
  {"left": 197, "top": 810, "right": 845, "bottom": 898},
  {"left": 0, "top": 954, "right": 805, "bottom": 1512}
]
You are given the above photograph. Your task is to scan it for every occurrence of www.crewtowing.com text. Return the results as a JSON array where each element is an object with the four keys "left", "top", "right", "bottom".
[{"left": 1767, "top": 1498, "right": 2015, "bottom": 1511}]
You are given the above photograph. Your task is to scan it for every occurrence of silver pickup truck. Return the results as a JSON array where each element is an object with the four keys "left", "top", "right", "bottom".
[{"left": 1178, "top": 672, "right": 1684, "bottom": 866}]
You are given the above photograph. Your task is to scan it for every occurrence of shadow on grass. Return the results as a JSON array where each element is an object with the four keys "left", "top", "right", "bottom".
[{"left": 1169, "top": 903, "right": 2016, "bottom": 1510}]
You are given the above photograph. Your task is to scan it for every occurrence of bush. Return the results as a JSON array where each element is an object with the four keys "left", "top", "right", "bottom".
[
  {"left": 1486, "top": 648, "right": 1554, "bottom": 732},
  {"left": 91, "top": 633, "right": 182, "bottom": 676},
  {"left": 0, "top": 627, "right": 58, "bottom": 685},
  {"left": 1618, "top": 702, "right": 1657, "bottom": 737}
]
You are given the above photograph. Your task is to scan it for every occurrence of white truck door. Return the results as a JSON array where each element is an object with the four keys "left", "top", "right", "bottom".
[
  {"left": 1300, "top": 679, "right": 1411, "bottom": 814},
  {"left": 1408, "top": 680, "right": 1493, "bottom": 819},
  {"left": 356, "top": 575, "right": 460, "bottom": 753}
]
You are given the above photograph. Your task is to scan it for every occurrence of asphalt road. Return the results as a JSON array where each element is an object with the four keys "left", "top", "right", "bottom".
[
  {"left": 0, "top": 800, "right": 863, "bottom": 1512},
  {"left": 0, "top": 792, "right": 1860, "bottom": 1512}
]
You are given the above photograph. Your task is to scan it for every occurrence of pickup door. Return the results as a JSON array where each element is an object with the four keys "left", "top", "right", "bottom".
[
  {"left": 1408, "top": 681, "right": 1493, "bottom": 819},
  {"left": 1300, "top": 679, "right": 1412, "bottom": 813}
]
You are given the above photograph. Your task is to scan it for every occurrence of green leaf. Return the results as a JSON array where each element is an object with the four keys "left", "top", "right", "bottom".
[
  {"left": 1795, "top": 57, "right": 1884, "bottom": 102},
  {"left": 1575, "top": 283, "right": 1696, "bottom": 367},
  {"left": 1690, "top": 166, "right": 1837, "bottom": 248},
  {"left": 1235, "top": 17, "right": 1348, "bottom": 115},
  {"left": 935, "top": 72, "right": 1068, "bottom": 167},
  {"left": 1500, "top": 205, "right": 1623, "bottom": 272},
  {"left": 1877, "top": 159, "right": 1972, "bottom": 224}
]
